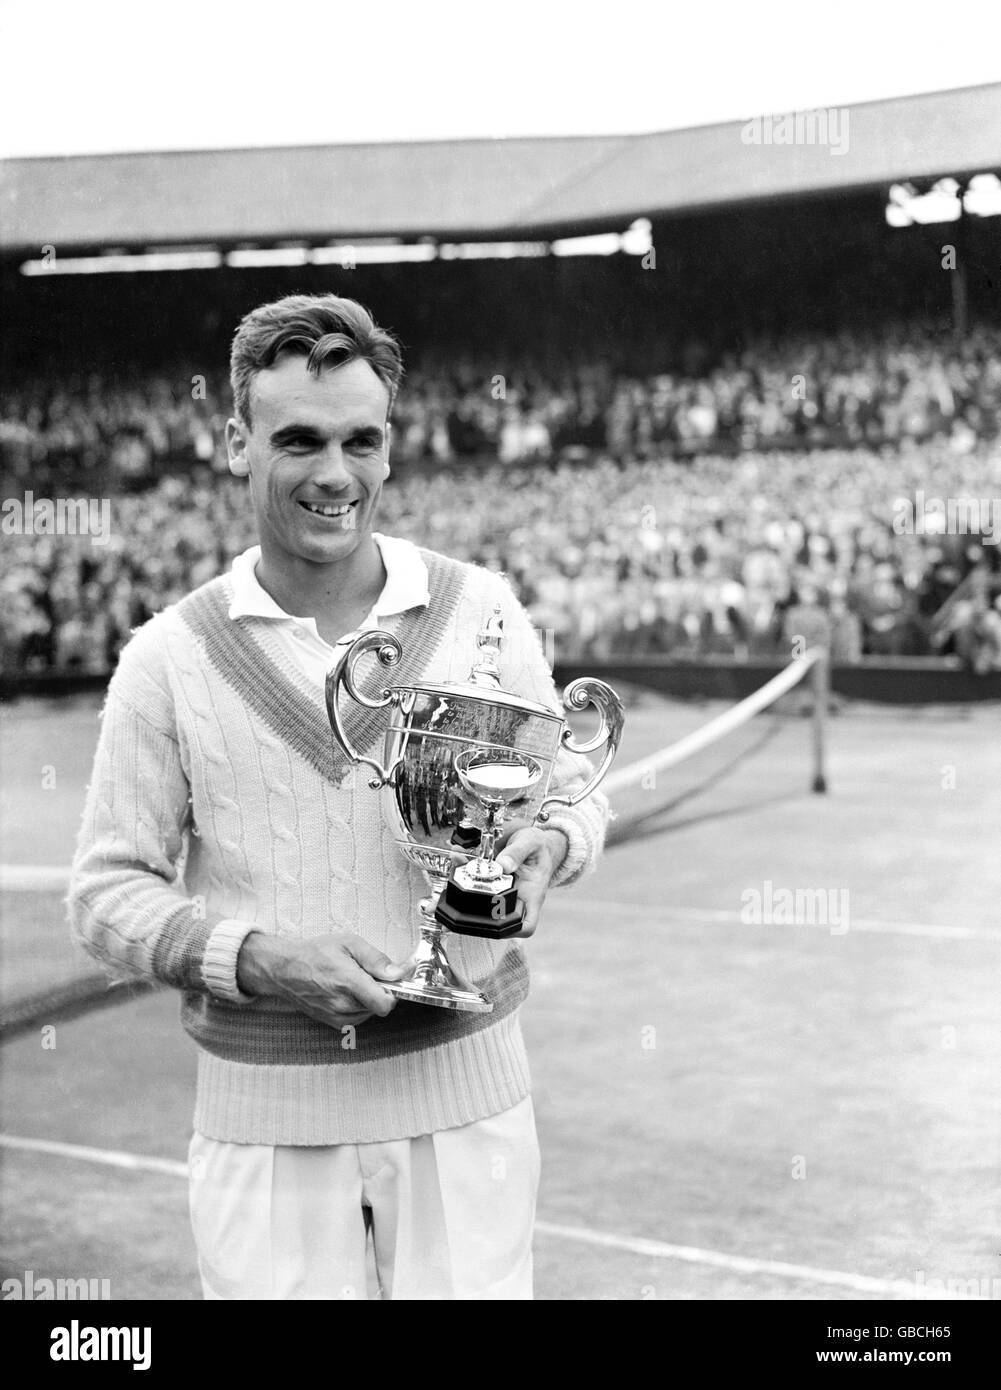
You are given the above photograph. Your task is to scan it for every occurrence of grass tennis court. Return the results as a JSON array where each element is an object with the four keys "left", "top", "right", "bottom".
[{"left": 1, "top": 686, "right": 999, "bottom": 1300}]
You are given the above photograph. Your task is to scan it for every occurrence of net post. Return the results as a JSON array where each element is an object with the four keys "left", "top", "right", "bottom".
[{"left": 810, "top": 648, "right": 829, "bottom": 794}]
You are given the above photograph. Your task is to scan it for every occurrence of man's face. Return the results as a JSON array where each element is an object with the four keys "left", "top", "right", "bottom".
[{"left": 226, "top": 354, "right": 392, "bottom": 567}]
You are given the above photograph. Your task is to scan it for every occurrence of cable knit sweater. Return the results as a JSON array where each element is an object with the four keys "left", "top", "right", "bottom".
[{"left": 68, "top": 547, "right": 609, "bottom": 1145}]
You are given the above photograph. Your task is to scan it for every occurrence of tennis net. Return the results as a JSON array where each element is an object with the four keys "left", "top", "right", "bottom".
[{"left": 603, "top": 650, "right": 829, "bottom": 848}]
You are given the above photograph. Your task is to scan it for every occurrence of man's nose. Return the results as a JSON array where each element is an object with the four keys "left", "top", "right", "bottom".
[{"left": 311, "top": 443, "right": 353, "bottom": 489}]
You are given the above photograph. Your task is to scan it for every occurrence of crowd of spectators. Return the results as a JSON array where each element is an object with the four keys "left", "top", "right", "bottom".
[
  {"left": 4, "top": 323, "right": 1001, "bottom": 494},
  {"left": 0, "top": 368, "right": 226, "bottom": 495},
  {"left": 3, "top": 441, "right": 1000, "bottom": 675},
  {"left": 396, "top": 323, "right": 1001, "bottom": 465},
  {"left": 3, "top": 320, "right": 1001, "bottom": 675},
  {"left": 392, "top": 445, "right": 1001, "bottom": 668}
]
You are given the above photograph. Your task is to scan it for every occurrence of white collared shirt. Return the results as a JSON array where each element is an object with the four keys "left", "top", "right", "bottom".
[{"left": 227, "top": 532, "right": 430, "bottom": 688}]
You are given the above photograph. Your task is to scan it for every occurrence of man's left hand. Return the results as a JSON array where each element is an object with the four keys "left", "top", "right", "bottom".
[{"left": 493, "top": 823, "right": 569, "bottom": 938}]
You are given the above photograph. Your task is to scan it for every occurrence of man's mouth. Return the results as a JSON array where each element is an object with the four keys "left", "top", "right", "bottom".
[{"left": 297, "top": 500, "right": 359, "bottom": 519}]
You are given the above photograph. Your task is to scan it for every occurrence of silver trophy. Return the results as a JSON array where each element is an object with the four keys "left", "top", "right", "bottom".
[{"left": 326, "top": 607, "right": 623, "bottom": 1013}]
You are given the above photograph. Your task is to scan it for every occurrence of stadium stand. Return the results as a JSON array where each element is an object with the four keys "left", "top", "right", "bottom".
[{"left": 2, "top": 85, "right": 1000, "bottom": 678}]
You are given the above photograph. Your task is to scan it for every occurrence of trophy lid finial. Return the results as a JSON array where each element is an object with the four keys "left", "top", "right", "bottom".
[{"left": 468, "top": 605, "right": 504, "bottom": 687}]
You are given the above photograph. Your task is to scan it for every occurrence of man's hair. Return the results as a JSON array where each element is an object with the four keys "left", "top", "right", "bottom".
[{"left": 230, "top": 294, "right": 404, "bottom": 426}]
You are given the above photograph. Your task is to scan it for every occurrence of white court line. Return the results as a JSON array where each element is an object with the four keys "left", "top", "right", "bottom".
[
  {"left": 532, "top": 1221, "right": 983, "bottom": 1299},
  {"left": 0, "top": 1133, "right": 983, "bottom": 1300},
  {"left": 0, "top": 1134, "right": 187, "bottom": 1178},
  {"left": 560, "top": 898, "right": 1001, "bottom": 942}
]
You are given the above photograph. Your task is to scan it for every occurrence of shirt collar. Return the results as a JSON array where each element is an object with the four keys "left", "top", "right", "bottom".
[{"left": 227, "top": 533, "right": 430, "bottom": 625}]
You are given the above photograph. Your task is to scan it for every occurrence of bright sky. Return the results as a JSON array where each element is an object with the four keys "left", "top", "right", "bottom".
[{"left": 0, "top": 0, "right": 998, "bottom": 158}]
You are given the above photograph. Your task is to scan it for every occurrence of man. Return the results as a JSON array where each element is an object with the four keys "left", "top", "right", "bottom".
[{"left": 68, "top": 294, "right": 608, "bottom": 1301}]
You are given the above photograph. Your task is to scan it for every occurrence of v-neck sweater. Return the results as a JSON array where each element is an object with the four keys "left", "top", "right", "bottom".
[{"left": 68, "top": 547, "right": 609, "bottom": 1144}]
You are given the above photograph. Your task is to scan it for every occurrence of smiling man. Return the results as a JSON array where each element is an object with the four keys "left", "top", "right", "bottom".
[{"left": 69, "top": 294, "right": 609, "bottom": 1301}]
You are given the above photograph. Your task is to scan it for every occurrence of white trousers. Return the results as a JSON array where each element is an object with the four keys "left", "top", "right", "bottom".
[{"left": 188, "top": 1096, "right": 540, "bottom": 1300}]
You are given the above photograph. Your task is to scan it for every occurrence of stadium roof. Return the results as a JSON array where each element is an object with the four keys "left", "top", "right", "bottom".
[{"left": 1, "top": 83, "right": 999, "bottom": 253}]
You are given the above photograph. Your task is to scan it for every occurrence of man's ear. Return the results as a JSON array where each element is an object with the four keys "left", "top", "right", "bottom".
[
  {"left": 382, "top": 421, "right": 392, "bottom": 478},
  {"left": 226, "top": 417, "right": 251, "bottom": 478}
]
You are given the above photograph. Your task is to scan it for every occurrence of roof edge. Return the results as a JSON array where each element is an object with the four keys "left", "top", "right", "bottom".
[{"left": 2, "top": 80, "right": 997, "bottom": 166}]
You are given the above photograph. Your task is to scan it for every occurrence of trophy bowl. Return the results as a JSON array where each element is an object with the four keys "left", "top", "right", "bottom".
[{"left": 325, "top": 607, "right": 623, "bottom": 1013}]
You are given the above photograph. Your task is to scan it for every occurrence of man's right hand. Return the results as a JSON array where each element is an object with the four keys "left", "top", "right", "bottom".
[{"left": 236, "top": 931, "right": 412, "bottom": 1029}]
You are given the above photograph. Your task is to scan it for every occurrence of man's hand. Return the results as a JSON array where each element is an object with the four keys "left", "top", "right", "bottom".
[
  {"left": 493, "top": 823, "right": 569, "bottom": 937},
  {"left": 237, "top": 931, "right": 412, "bottom": 1029}
]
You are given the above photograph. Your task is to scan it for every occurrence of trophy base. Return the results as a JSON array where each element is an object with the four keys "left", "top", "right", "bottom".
[
  {"left": 385, "top": 927, "right": 494, "bottom": 1013},
  {"left": 385, "top": 977, "right": 493, "bottom": 1013},
  {"left": 435, "top": 870, "right": 525, "bottom": 940}
]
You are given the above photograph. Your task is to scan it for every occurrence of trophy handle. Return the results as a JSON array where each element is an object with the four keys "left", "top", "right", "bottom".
[
  {"left": 325, "top": 630, "right": 404, "bottom": 789},
  {"left": 536, "top": 678, "right": 625, "bottom": 820}
]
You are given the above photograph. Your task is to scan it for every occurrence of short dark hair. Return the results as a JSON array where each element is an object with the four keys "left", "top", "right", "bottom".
[{"left": 230, "top": 294, "right": 404, "bottom": 426}]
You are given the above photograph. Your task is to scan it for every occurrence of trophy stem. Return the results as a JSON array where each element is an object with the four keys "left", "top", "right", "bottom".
[
  {"left": 476, "top": 807, "right": 501, "bottom": 878},
  {"left": 385, "top": 877, "right": 493, "bottom": 1013}
]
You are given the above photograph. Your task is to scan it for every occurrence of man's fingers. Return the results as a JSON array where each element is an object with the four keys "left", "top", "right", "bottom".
[
  {"left": 512, "top": 882, "right": 543, "bottom": 937},
  {"left": 494, "top": 827, "right": 564, "bottom": 936},
  {"left": 344, "top": 938, "right": 411, "bottom": 984},
  {"left": 492, "top": 819, "right": 533, "bottom": 860},
  {"left": 300, "top": 971, "right": 396, "bottom": 1019},
  {"left": 345, "top": 937, "right": 404, "bottom": 976},
  {"left": 348, "top": 978, "right": 398, "bottom": 1017},
  {"left": 373, "top": 959, "right": 415, "bottom": 982},
  {"left": 324, "top": 951, "right": 398, "bottom": 1016},
  {"left": 277, "top": 937, "right": 403, "bottom": 1021},
  {"left": 496, "top": 828, "right": 546, "bottom": 875}
]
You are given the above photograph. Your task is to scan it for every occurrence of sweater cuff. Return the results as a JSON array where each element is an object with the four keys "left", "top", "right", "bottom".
[
  {"left": 201, "top": 918, "right": 258, "bottom": 1004},
  {"left": 540, "top": 812, "right": 596, "bottom": 889}
]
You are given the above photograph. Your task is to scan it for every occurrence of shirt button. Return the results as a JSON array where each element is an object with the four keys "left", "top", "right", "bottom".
[{"left": 292, "top": 626, "right": 306, "bottom": 639}]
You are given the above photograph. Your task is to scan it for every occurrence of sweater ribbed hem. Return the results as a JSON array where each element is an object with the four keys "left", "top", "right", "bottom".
[{"left": 192, "top": 1009, "right": 531, "bottom": 1145}]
